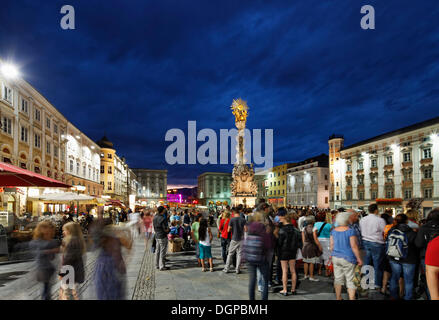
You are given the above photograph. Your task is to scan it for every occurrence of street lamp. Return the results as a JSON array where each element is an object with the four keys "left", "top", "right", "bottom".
[{"left": 1, "top": 63, "right": 19, "bottom": 79}]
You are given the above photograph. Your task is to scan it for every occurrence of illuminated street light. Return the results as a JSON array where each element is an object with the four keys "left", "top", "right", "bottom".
[{"left": 1, "top": 63, "right": 19, "bottom": 79}]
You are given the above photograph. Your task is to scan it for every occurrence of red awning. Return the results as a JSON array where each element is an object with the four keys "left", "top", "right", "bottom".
[
  {"left": 105, "top": 199, "right": 126, "bottom": 208},
  {"left": 0, "top": 162, "right": 71, "bottom": 188}
]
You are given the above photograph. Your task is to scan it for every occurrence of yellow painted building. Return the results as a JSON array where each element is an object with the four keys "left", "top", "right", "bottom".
[
  {"left": 266, "top": 163, "right": 295, "bottom": 206},
  {"left": 97, "top": 136, "right": 116, "bottom": 198}
]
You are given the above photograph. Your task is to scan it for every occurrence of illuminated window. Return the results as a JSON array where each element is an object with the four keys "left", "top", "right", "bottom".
[
  {"left": 35, "top": 109, "right": 41, "bottom": 122},
  {"left": 386, "top": 156, "right": 393, "bottom": 165},
  {"left": 21, "top": 99, "right": 28, "bottom": 113},
  {"left": 34, "top": 134, "right": 41, "bottom": 148},
  {"left": 21, "top": 126, "right": 28, "bottom": 143},
  {"left": 2, "top": 117, "right": 12, "bottom": 135},
  {"left": 3, "top": 85, "right": 12, "bottom": 103},
  {"left": 423, "top": 148, "right": 432, "bottom": 159},
  {"left": 424, "top": 168, "right": 432, "bottom": 179}
]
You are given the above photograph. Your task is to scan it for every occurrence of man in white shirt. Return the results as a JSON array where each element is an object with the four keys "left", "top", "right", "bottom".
[{"left": 359, "top": 203, "right": 386, "bottom": 290}]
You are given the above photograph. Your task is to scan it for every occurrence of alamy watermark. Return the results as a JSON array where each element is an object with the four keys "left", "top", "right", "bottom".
[
  {"left": 164, "top": 121, "right": 273, "bottom": 170},
  {"left": 59, "top": 265, "right": 75, "bottom": 289},
  {"left": 60, "top": 5, "right": 75, "bottom": 30}
]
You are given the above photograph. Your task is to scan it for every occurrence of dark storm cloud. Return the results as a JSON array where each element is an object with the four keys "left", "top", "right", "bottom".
[{"left": 1, "top": 0, "right": 438, "bottom": 185}]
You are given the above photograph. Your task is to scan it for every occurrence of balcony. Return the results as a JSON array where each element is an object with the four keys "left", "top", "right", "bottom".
[
  {"left": 384, "top": 164, "right": 393, "bottom": 171},
  {"left": 420, "top": 158, "right": 433, "bottom": 165},
  {"left": 401, "top": 161, "right": 413, "bottom": 168},
  {"left": 402, "top": 181, "right": 413, "bottom": 188},
  {"left": 421, "top": 178, "right": 433, "bottom": 187}
]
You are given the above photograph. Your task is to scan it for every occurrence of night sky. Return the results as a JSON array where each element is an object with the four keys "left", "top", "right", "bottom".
[{"left": 1, "top": 0, "right": 438, "bottom": 187}]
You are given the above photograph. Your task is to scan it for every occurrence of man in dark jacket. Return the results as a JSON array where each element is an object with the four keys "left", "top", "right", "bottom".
[
  {"left": 387, "top": 214, "right": 419, "bottom": 300},
  {"left": 153, "top": 206, "right": 170, "bottom": 270},
  {"left": 415, "top": 208, "right": 439, "bottom": 299}
]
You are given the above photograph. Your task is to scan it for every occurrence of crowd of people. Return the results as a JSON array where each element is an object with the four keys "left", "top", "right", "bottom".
[
  {"left": 28, "top": 200, "right": 439, "bottom": 301},
  {"left": 148, "top": 200, "right": 439, "bottom": 301},
  {"left": 225, "top": 200, "right": 439, "bottom": 301}
]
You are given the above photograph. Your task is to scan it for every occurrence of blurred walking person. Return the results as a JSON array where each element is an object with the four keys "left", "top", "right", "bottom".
[
  {"left": 58, "top": 222, "right": 86, "bottom": 300},
  {"left": 245, "top": 212, "right": 272, "bottom": 300},
  {"left": 30, "top": 221, "right": 59, "bottom": 300},
  {"left": 93, "top": 218, "right": 133, "bottom": 300},
  {"left": 141, "top": 210, "right": 154, "bottom": 248}
]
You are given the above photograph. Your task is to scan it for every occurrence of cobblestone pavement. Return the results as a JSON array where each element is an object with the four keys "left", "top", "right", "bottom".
[
  {"left": 153, "top": 227, "right": 391, "bottom": 301},
  {"left": 0, "top": 229, "right": 148, "bottom": 300},
  {"left": 131, "top": 242, "right": 155, "bottom": 300},
  {"left": 0, "top": 226, "right": 395, "bottom": 300}
]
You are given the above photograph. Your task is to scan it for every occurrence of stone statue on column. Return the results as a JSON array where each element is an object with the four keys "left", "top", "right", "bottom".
[{"left": 230, "top": 98, "right": 257, "bottom": 207}]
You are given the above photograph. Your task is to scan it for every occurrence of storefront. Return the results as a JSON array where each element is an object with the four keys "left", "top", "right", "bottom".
[
  {"left": 376, "top": 198, "right": 404, "bottom": 216},
  {"left": 268, "top": 197, "right": 285, "bottom": 207},
  {"left": 0, "top": 187, "right": 26, "bottom": 215}
]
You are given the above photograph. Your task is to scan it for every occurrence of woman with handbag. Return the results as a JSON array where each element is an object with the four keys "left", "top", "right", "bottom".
[
  {"left": 313, "top": 212, "right": 333, "bottom": 276},
  {"left": 330, "top": 211, "right": 363, "bottom": 300},
  {"left": 301, "top": 216, "right": 321, "bottom": 281}
]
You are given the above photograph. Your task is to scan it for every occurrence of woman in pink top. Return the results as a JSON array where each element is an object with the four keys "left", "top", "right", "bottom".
[{"left": 141, "top": 210, "right": 154, "bottom": 247}]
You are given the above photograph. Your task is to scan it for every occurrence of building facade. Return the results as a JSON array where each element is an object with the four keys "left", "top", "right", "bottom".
[
  {"left": 114, "top": 154, "right": 128, "bottom": 202},
  {"left": 197, "top": 172, "right": 232, "bottom": 206},
  {"left": 255, "top": 170, "right": 269, "bottom": 201},
  {"left": 286, "top": 154, "right": 329, "bottom": 208},
  {"left": 133, "top": 169, "right": 167, "bottom": 207},
  {"left": 97, "top": 136, "right": 131, "bottom": 203},
  {"left": 1, "top": 65, "right": 69, "bottom": 214},
  {"left": 329, "top": 117, "right": 439, "bottom": 217},
  {"left": 64, "top": 123, "right": 102, "bottom": 197},
  {"left": 266, "top": 163, "right": 295, "bottom": 206}
]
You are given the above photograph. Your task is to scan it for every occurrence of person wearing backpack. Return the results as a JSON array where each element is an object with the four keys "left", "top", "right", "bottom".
[
  {"left": 386, "top": 214, "right": 418, "bottom": 300},
  {"left": 277, "top": 212, "right": 302, "bottom": 296},
  {"left": 245, "top": 211, "right": 272, "bottom": 300},
  {"left": 415, "top": 208, "right": 439, "bottom": 299}
]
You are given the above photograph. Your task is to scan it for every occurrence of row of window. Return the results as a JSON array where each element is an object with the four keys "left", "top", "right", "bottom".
[
  {"left": 287, "top": 185, "right": 329, "bottom": 192},
  {"left": 346, "top": 168, "right": 433, "bottom": 186},
  {"left": 2, "top": 84, "right": 62, "bottom": 134},
  {"left": 69, "top": 160, "right": 99, "bottom": 181},
  {"left": 347, "top": 149, "right": 433, "bottom": 171},
  {"left": 269, "top": 190, "right": 285, "bottom": 195},
  {"left": 269, "top": 171, "right": 286, "bottom": 178},
  {"left": 288, "top": 197, "right": 329, "bottom": 204},
  {"left": 344, "top": 188, "right": 434, "bottom": 200},
  {"left": 2, "top": 117, "right": 62, "bottom": 158}
]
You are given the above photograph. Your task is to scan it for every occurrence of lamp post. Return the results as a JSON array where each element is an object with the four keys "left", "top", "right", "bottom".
[{"left": 1, "top": 63, "right": 19, "bottom": 79}]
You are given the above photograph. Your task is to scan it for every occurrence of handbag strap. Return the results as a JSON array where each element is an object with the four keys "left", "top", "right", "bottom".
[{"left": 317, "top": 222, "right": 327, "bottom": 237}]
